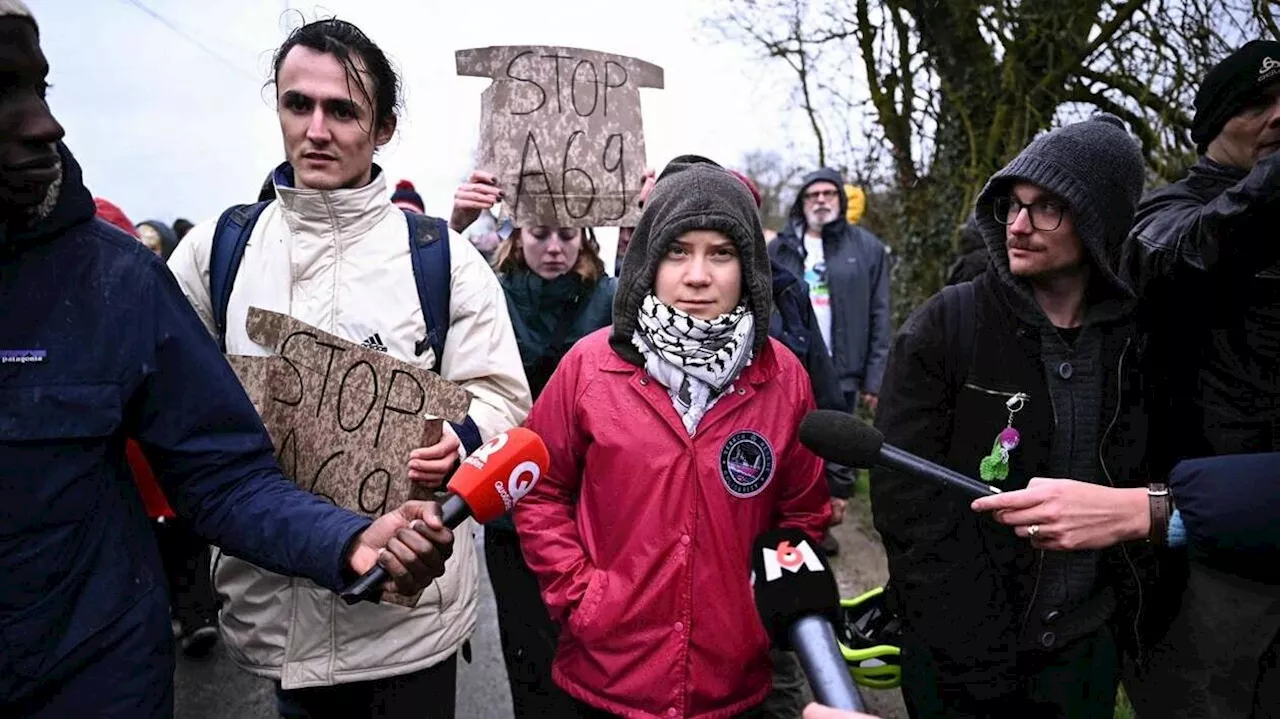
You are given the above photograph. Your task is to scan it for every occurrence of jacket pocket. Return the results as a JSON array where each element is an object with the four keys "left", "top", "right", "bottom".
[
  {"left": 567, "top": 569, "right": 609, "bottom": 641},
  {"left": 0, "top": 383, "right": 132, "bottom": 680},
  {"left": 0, "top": 383, "right": 123, "bottom": 533},
  {"left": 0, "top": 383, "right": 121, "bottom": 441},
  {"left": 961, "top": 382, "right": 1030, "bottom": 403}
]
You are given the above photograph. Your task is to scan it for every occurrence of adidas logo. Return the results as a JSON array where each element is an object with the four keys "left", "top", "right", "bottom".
[{"left": 361, "top": 334, "right": 388, "bottom": 353}]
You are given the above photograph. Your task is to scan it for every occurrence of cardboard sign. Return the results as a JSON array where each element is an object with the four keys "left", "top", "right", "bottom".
[
  {"left": 457, "top": 45, "right": 664, "bottom": 228},
  {"left": 228, "top": 309, "right": 473, "bottom": 606}
]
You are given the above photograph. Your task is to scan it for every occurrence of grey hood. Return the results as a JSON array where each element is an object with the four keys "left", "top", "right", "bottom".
[
  {"left": 785, "top": 167, "right": 848, "bottom": 240},
  {"left": 610, "top": 155, "right": 773, "bottom": 366},
  {"left": 974, "top": 114, "right": 1144, "bottom": 326}
]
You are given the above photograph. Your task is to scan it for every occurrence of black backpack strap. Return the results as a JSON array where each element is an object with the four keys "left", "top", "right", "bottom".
[
  {"left": 209, "top": 201, "right": 272, "bottom": 350},
  {"left": 941, "top": 281, "right": 977, "bottom": 395}
]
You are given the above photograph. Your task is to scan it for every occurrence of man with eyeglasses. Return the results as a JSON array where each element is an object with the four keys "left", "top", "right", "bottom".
[
  {"left": 770, "top": 169, "right": 891, "bottom": 417},
  {"left": 870, "top": 115, "right": 1168, "bottom": 717},
  {"left": 1120, "top": 40, "right": 1280, "bottom": 718}
]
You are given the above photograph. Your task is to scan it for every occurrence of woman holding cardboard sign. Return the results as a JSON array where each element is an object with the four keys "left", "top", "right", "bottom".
[{"left": 452, "top": 170, "right": 617, "bottom": 717}]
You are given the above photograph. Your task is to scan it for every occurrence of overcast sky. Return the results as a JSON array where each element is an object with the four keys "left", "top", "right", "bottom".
[{"left": 29, "top": 0, "right": 814, "bottom": 240}]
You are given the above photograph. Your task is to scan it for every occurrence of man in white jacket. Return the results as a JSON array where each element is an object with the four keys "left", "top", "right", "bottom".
[{"left": 168, "top": 18, "right": 530, "bottom": 719}]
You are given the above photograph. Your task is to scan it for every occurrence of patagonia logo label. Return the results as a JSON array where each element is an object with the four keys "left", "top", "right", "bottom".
[{"left": 0, "top": 350, "right": 46, "bottom": 364}]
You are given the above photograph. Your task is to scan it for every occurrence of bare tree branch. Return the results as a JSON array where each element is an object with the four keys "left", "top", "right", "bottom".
[
  {"left": 856, "top": 0, "right": 918, "bottom": 184},
  {"left": 1258, "top": 0, "right": 1280, "bottom": 38},
  {"left": 707, "top": 0, "right": 1269, "bottom": 320},
  {"left": 1032, "top": 0, "right": 1148, "bottom": 97}
]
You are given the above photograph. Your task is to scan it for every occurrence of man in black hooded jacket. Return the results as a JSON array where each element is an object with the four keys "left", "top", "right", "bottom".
[
  {"left": 872, "top": 115, "right": 1173, "bottom": 718},
  {"left": 770, "top": 169, "right": 891, "bottom": 413}
]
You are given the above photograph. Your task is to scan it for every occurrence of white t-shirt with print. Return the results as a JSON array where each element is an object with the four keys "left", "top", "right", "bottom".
[{"left": 802, "top": 233, "right": 833, "bottom": 353}]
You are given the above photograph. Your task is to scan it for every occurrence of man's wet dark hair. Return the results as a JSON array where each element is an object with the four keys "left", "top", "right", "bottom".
[{"left": 270, "top": 18, "right": 401, "bottom": 135}]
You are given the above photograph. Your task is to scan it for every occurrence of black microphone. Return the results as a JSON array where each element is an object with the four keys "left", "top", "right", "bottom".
[
  {"left": 340, "top": 494, "right": 470, "bottom": 604},
  {"left": 799, "top": 410, "right": 1000, "bottom": 500},
  {"left": 751, "top": 528, "right": 865, "bottom": 712}
]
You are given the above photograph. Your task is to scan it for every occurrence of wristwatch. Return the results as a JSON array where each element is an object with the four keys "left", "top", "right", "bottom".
[{"left": 1148, "top": 483, "right": 1171, "bottom": 546}]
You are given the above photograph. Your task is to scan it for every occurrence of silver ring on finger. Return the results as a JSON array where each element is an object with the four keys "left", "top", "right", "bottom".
[{"left": 1027, "top": 524, "right": 1040, "bottom": 538}]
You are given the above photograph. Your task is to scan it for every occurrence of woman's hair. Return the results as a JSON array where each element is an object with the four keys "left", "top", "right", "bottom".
[
  {"left": 494, "top": 227, "right": 606, "bottom": 284},
  {"left": 269, "top": 18, "right": 401, "bottom": 136}
]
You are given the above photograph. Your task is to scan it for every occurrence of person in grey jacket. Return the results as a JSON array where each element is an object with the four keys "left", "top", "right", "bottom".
[{"left": 769, "top": 168, "right": 891, "bottom": 412}]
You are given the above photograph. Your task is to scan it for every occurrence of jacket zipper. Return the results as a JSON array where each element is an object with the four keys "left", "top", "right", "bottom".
[
  {"left": 1098, "top": 337, "right": 1145, "bottom": 662},
  {"left": 1021, "top": 365, "right": 1059, "bottom": 634},
  {"left": 1021, "top": 550, "right": 1046, "bottom": 630},
  {"left": 962, "top": 383, "right": 1032, "bottom": 402}
]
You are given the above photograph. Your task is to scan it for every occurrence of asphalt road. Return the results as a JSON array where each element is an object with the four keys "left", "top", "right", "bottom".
[
  {"left": 174, "top": 527, "right": 512, "bottom": 719},
  {"left": 174, "top": 520, "right": 907, "bottom": 719}
]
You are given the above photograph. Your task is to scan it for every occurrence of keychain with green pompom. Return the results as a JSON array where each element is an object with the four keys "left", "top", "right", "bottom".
[{"left": 978, "top": 393, "right": 1028, "bottom": 483}]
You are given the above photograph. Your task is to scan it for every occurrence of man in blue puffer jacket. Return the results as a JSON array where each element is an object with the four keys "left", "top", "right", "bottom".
[{"left": 0, "top": 5, "right": 453, "bottom": 716}]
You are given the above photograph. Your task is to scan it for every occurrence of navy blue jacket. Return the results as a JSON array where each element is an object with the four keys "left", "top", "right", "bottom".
[
  {"left": 770, "top": 168, "right": 892, "bottom": 395},
  {"left": 1170, "top": 452, "right": 1280, "bottom": 584},
  {"left": 769, "top": 259, "right": 856, "bottom": 499},
  {"left": 0, "top": 147, "right": 372, "bottom": 703}
]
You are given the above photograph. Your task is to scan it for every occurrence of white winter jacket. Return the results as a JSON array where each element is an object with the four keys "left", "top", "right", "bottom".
[{"left": 167, "top": 169, "right": 531, "bottom": 688}]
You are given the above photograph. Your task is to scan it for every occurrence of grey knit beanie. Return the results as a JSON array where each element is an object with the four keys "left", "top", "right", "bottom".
[
  {"left": 610, "top": 155, "right": 773, "bottom": 366},
  {"left": 975, "top": 114, "right": 1145, "bottom": 300}
]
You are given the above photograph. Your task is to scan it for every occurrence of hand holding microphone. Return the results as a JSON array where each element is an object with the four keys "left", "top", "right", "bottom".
[
  {"left": 340, "top": 427, "right": 550, "bottom": 604},
  {"left": 344, "top": 502, "right": 454, "bottom": 598},
  {"left": 751, "top": 528, "right": 865, "bottom": 712}
]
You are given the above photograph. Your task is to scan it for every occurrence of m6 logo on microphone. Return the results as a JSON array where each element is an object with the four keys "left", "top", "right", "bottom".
[{"left": 761, "top": 539, "right": 825, "bottom": 582}]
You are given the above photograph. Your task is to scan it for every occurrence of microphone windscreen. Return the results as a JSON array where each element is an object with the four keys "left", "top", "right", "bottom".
[
  {"left": 751, "top": 528, "right": 841, "bottom": 648},
  {"left": 798, "top": 411, "right": 884, "bottom": 468},
  {"left": 446, "top": 427, "right": 549, "bottom": 523}
]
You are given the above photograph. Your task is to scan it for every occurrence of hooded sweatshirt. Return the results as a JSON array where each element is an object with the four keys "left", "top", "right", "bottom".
[
  {"left": 610, "top": 155, "right": 774, "bottom": 365},
  {"left": 973, "top": 114, "right": 1145, "bottom": 617}
]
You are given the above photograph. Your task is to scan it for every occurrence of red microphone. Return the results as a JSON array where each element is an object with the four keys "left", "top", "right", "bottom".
[{"left": 339, "top": 427, "right": 549, "bottom": 604}]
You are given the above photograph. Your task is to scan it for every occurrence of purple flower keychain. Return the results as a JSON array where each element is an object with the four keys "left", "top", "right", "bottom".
[
  {"left": 998, "top": 426, "right": 1021, "bottom": 453},
  {"left": 979, "top": 394, "right": 1028, "bottom": 482}
]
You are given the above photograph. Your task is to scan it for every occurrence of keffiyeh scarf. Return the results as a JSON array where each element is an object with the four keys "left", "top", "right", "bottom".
[{"left": 632, "top": 293, "right": 754, "bottom": 435}]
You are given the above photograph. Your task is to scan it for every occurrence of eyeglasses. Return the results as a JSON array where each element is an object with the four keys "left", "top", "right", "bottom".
[
  {"left": 803, "top": 189, "right": 840, "bottom": 202},
  {"left": 993, "top": 196, "right": 1066, "bottom": 232}
]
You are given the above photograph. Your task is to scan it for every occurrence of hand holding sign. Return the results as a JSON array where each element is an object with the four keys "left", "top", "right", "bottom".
[
  {"left": 227, "top": 308, "right": 473, "bottom": 606},
  {"left": 408, "top": 431, "right": 461, "bottom": 490},
  {"left": 456, "top": 46, "right": 664, "bottom": 229},
  {"left": 450, "top": 170, "right": 504, "bottom": 233}
]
